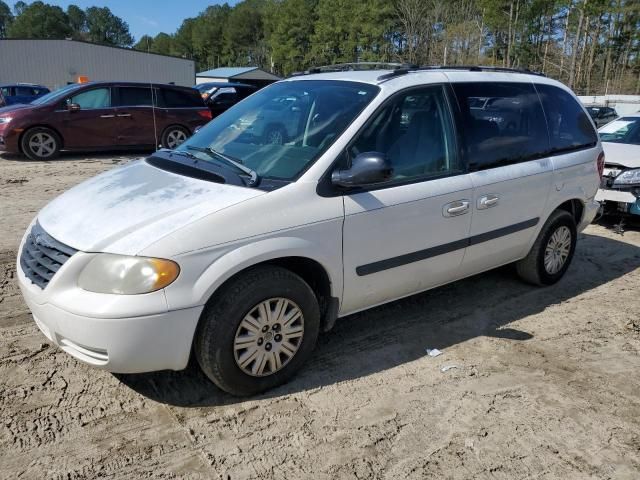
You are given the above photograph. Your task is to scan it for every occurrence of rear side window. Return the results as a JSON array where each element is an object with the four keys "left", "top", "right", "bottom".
[
  {"left": 118, "top": 87, "right": 153, "bottom": 107},
  {"left": 15, "top": 86, "right": 35, "bottom": 95},
  {"left": 535, "top": 84, "right": 597, "bottom": 153},
  {"left": 452, "top": 82, "right": 549, "bottom": 170},
  {"left": 160, "top": 88, "right": 203, "bottom": 108}
]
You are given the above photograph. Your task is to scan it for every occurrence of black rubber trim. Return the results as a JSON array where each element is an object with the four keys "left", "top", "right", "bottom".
[{"left": 356, "top": 217, "right": 539, "bottom": 276}]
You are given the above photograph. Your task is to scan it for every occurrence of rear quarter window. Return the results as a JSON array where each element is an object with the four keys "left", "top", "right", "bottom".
[
  {"left": 452, "top": 81, "right": 549, "bottom": 170},
  {"left": 535, "top": 84, "right": 597, "bottom": 153},
  {"left": 159, "top": 88, "right": 204, "bottom": 108}
]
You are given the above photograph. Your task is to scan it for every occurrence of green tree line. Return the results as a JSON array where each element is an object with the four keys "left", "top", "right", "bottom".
[
  {"left": 136, "top": 0, "right": 640, "bottom": 95},
  {"left": 0, "top": 1, "right": 133, "bottom": 46},
  {"left": 1, "top": 0, "right": 639, "bottom": 94}
]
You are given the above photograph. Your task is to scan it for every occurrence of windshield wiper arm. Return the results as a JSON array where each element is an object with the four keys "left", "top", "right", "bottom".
[{"left": 186, "top": 146, "right": 260, "bottom": 186}]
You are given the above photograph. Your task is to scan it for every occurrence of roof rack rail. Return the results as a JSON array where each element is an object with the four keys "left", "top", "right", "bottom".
[
  {"left": 289, "top": 62, "right": 415, "bottom": 78},
  {"left": 414, "top": 65, "right": 545, "bottom": 76}
]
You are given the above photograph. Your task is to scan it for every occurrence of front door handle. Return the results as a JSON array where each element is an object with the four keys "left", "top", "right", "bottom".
[
  {"left": 477, "top": 194, "right": 500, "bottom": 209},
  {"left": 443, "top": 200, "right": 470, "bottom": 217},
  {"left": 100, "top": 114, "right": 115, "bottom": 118},
  {"left": 116, "top": 113, "right": 132, "bottom": 117}
]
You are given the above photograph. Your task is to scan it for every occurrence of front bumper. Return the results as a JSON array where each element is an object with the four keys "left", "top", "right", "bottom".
[
  {"left": 595, "top": 188, "right": 640, "bottom": 215},
  {"left": 17, "top": 245, "right": 204, "bottom": 373}
]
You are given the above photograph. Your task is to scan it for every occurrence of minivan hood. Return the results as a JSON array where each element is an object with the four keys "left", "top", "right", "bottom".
[
  {"left": 602, "top": 142, "right": 640, "bottom": 169},
  {"left": 0, "top": 103, "right": 31, "bottom": 115},
  {"left": 38, "top": 159, "right": 265, "bottom": 255}
]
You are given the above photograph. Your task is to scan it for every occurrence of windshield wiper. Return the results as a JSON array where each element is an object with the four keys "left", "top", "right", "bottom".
[{"left": 186, "top": 145, "right": 260, "bottom": 186}]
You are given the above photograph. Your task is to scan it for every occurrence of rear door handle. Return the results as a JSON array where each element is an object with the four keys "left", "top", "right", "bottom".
[
  {"left": 443, "top": 200, "right": 470, "bottom": 217},
  {"left": 116, "top": 113, "right": 132, "bottom": 117},
  {"left": 100, "top": 114, "right": 115, "bottom": 118},
  {"left": 477, "top": 194, "right": 500, "bottom": 209}
]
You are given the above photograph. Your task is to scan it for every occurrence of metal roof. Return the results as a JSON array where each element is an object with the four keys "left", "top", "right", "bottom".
[{"left": 197, "top": 67, "right": 259, "bottom": 78}]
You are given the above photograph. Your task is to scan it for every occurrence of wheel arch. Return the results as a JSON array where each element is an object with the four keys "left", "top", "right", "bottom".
[
  {"left": 551, "top": 198, "right": 584, "bottom": 226},
  {"left": 187, "top": 239, "right": 341, "bottom": 334}
]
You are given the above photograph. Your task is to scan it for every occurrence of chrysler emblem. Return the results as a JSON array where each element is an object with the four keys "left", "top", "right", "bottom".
[{"left": 33, "top": 233, "right": 54, "bottom": 249}]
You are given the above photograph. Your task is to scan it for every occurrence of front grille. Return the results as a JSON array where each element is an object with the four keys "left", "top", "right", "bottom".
[{"left": 20, "top": 223, "right": 77, "bottom": 289}]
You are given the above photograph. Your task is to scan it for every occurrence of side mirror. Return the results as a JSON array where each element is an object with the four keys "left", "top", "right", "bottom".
[
  {"left": 68, "top": 103, "right": 81, "bottom": 112},
  {"left": 331, "top": 152, "right": 393, "bottom": 188}
]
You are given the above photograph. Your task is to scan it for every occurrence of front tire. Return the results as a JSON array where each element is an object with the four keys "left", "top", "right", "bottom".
[
  {"left": 21, "top": 127, "right": 61, "bottom": 160},
  {"left": 194, "top": 266, "right": 320, "bottom": 396},
  {"left": 516, "top": 210, "right": 577, "bottom": 286}
]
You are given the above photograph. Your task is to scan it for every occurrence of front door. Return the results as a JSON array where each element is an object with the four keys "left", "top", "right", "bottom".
[
  {"left": 340, "top": 84, "right": 473, "bottom": 315},
  {"left": 450, "top": 81, "right": 553, "bottom": 276},
  {"left": 57, "top": 87, "right": 118, "bottom": 149}
]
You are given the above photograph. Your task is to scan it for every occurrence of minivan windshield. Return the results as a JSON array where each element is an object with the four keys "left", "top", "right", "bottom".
[
  {"left": 176, "top": 80, "right": 379, "bottom": 181},
  {"left": 31, "top": 84, "right": 83, "bottom": 105}
]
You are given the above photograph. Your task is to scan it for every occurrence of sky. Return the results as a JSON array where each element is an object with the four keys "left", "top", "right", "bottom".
[{"left": 20, "top": 1, "right": 238, "bottom": 41}]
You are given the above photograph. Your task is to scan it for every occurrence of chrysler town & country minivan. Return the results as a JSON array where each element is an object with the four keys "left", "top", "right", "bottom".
[{"left": 17, "top": 66, "right": 602, "bottom": 395}]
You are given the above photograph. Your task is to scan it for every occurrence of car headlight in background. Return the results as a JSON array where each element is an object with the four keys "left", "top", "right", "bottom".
[
  {"left": 0, "top": 117, "right": 12, "bottom": 124},
  {"left": 613, "top": 168, "right": 640, "bottom": 187},
  {"left": 78, "top": 254, "right": 180, "bottom": 294}
]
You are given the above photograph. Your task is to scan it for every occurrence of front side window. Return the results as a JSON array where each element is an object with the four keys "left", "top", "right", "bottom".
[
  {"left": 599, "top": 117, "right": 640, "bottom": 145},
  {"left": 1, "top": 87, "right": 12, "bottom": 97},
  {"left": 535, "top": 84, "right": 597, "bottom": 152},
  {"left": 348, "top": 85, "right": 459, "bottom": 181},
  {"left": 117, "top": 87, "right": 153, "bottom": 107},
  {"left": 453, "top": 82, "right": 549, "bottom": 170},
  {"left": 176, "top": 80, "right": 379, "bottom": 181},
  {"left": 69, "top": 88, "right": 111, "bottom": 109}
]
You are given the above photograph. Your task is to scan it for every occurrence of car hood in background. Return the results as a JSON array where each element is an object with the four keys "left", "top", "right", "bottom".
[
  {"left": 0, "top": 103, "right": 31, "bottom": 115},
  {"left": 601, "top": 142, "right": 640, "bottom": 169},
  {"left": 37, "top": 159, "right": 265, "bottom": 255}
]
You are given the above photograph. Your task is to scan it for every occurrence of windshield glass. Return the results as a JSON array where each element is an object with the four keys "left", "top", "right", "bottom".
[
  {"left": 599, "top": 117, "right": 640, "bottom": 145},
  {"left": 176, "top": 80, "right": 379, "bottom": 181},
  {"left": 31, "top": 84, "right": 83, "bottom": 105}
]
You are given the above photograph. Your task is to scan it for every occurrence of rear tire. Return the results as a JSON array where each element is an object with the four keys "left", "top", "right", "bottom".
[
  {"left": 161, "top": 125, "right": 190, "bottom": 149},
  {"left": 516, "top": 210, "right": 577, "bottom": 286},
  {"left": 21, "top": 127, "right": 61, "bottom": 160},
  {"left": 194, "top": 266, "right": 320, "bottom": 396}
]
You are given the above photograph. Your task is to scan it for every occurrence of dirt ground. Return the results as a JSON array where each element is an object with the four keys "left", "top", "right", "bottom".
[{"left": 1, "top": 152, "right": 639, "bottom": 480}]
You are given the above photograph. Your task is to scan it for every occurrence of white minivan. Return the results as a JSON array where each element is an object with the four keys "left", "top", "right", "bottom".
[{"left": 17, "top": 66, "right": 602, "bottom": 395}]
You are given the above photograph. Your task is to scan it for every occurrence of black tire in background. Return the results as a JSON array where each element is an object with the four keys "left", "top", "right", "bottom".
[
  {"left": 194, "top": 265, "right": 320, "bottom": 396},
  {"left": 516, "top": 210, "right": 577, "bottom": 286},
  {"left": 161, "top": 125, "right": 190, "bottom": 149},
  {"left": 21, "top": 127, "right": 61, "bottom": 161}
]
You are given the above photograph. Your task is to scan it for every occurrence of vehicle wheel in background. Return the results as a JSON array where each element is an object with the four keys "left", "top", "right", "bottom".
[
  {"left": 21, "top": 127, "right": 61, "bottom": 161},
  {"left": 161, "top": 126, "right": 190, "bottom": 149},
  {"left": 516, "top": 210, "right": 577, "bottom": 286},
  {"left": 194, "top": 265, "right": 320, "bottom": 396},
  {"left": 264, "top": 125, "right": 287, "bottom": 145}
]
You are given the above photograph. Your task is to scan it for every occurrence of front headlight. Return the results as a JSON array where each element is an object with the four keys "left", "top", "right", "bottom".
[
  {"left": 613, "top": 168, "right": 640, "bottom": 186},
  {"left": 0, "top": 117, "right": 12, "bottom": 124},
  {"left": 78, "top": 254, "right": 180, "bottom": 295}
]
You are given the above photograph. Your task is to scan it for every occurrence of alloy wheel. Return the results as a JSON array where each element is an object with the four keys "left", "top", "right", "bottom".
[
  {"left": 166, "top": 129, "right": 187, "bottom": 148},
  {"left": 544, "top": 225, "right": 572, "bottom": 274},
  {"left": 233, "top": 297, "right": 304, "bottom": 377},
  {"left": 28, "top": 133, "right": 56, "bottom": 158}
]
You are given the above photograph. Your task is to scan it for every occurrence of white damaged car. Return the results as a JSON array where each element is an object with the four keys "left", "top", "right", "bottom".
[
  {"left": 596, "top": 114, "right": 640, "bottom": 216},
  {"left": 17, "top": 66, "right": 601, "bottom": 395}
]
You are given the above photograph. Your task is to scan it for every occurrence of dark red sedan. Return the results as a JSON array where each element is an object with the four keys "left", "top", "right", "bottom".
[{"left": 0, "top": 81, "right": 212, "bottom": 160}]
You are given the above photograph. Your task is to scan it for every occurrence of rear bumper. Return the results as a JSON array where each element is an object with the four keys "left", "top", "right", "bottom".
[{"left": 578, "top": 198, "right": 600, "bottom": 231}]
